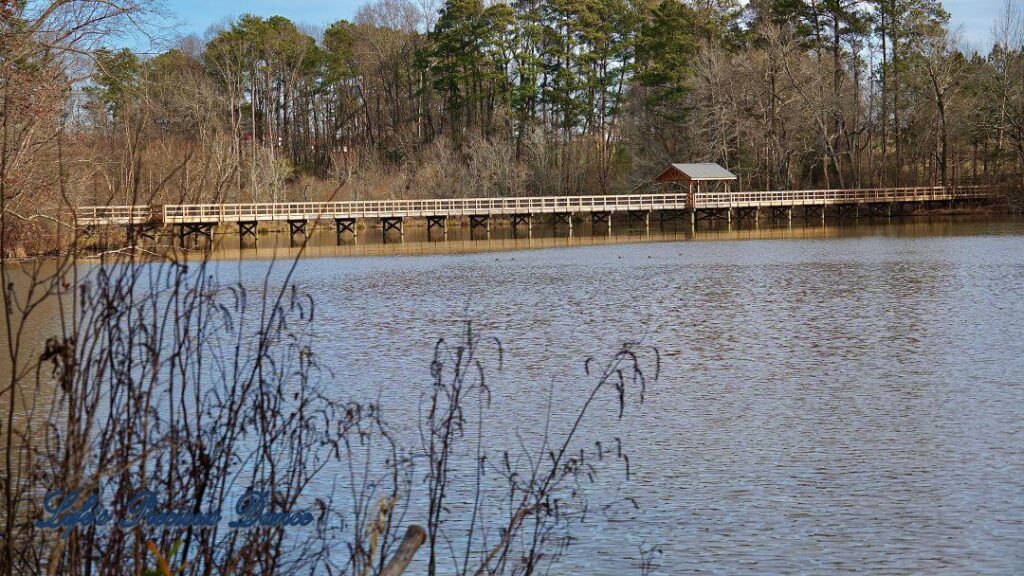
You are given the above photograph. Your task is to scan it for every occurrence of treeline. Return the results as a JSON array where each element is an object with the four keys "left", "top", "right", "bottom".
[{"left": 2, "top": 0, "right": 1024, "bottom": 246}]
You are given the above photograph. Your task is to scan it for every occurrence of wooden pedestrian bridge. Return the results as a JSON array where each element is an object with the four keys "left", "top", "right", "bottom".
[{"left": 75, "top": 184, "right": 992, "bottom": 244}]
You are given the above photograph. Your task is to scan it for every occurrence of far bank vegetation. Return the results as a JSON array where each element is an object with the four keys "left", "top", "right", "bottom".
[{"left": 3, "top": 0, "right": 1024, "bottom": 254}]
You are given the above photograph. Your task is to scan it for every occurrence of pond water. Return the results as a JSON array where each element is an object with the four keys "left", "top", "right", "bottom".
[
  {"left": 8, "top": 216, "right": 1024, "bottom": 574},
  {"left": 200, "top": 216, "right": 1024, "bottom": 574}
]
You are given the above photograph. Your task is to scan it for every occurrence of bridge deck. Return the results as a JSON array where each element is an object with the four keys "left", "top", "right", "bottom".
[{"left": 75, "top": 186, "right": 990, "bottom": 226}]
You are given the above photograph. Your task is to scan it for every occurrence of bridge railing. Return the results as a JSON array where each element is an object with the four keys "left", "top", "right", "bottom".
[
  {"left": 160, "top": 193, "right": 691, "bottom": 223},
  {"left": 74, "top": 185, "right": 994, "bottom": 226},
  {"left": 693, "top": 185, "right": 988, "bottom": 207},
  {"left": 76, "top": 205, "right": 156, "bottom": 226}
]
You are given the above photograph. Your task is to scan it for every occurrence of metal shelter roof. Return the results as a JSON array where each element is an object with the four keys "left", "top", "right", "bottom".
[{"left": 655, "top": 163, "right": 737, "bottom": 182}]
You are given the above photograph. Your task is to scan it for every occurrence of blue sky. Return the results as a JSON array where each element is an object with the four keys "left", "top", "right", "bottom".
[{"left": 161, "top": 0, "right": 1014, "bottom": 48}]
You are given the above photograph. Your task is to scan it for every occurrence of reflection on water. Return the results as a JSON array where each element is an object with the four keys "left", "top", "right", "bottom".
[
  {"left": 10, "top": 216, "right": 1024, "bottom": 574},
  {"left": 143, "top": 214, "right": 1021, "bottom": 262}
]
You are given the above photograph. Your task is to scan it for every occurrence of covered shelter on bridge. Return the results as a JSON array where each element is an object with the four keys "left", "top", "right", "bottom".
[{"left": 655, "top": 163, "right": 737, "bottom": 197}]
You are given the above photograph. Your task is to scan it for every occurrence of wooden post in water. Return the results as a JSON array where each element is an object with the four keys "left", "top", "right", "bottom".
[
  {"left": 426, "top": 215, "right": 446, "bottom": 241},
  {"left": 334, "top": 218, "right": 356, "bottom": 245},
  {"left": 239, "top": 221, "right": 258, "bottom": 246},
  {"left": 381, "top": 217, "right": 403, "bottom": 243},
  {"left": 510, "top": 214, "right": 532, "bottom": 239},
  {"left": 469, "top": 215, "right": 490, "bottom": 240}
]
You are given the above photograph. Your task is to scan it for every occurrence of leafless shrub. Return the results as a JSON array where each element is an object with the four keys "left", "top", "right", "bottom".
[
  {"left": 419, "top": 322, "right": 657, "bottom": 575},
  {"left": 1, "top": 234, "right": 657, "bottom": 576}
]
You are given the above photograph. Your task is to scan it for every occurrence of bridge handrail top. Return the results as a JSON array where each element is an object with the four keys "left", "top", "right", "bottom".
[
  {"left": 77, "top": 185, "right": 992, "bottom": 213},
  {"left": 162, "top": 192, "right": 686, "bottom": 206},
  {"left": 78, "top": 204, "right": 153, "bottom": 209},
  {"left": 694, "top": 184, "right": 981, "bottom": 194},
  {"left": 156, "top": 194, "right": 689, "bottom": 211}
]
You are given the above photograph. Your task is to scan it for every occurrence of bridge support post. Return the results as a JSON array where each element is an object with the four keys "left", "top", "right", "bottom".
[
  {"left": 788, "top": 206, "right": 793, "bottom": 226},
  {"left": 381, "top": 217, "right": 404, "bottom": 243},
  {"left": 239, "top": 221, "right": 258, "bottom": 245},
  {"left": 126, "top": 223, "right": 157, "bottom": 244},
  {"left": 553, "top": 213, "right": 573, "bottom": 237},
  {"left": 287, "top": 220, "right": 307, "bottom": 243},
  {"left": 801, "top": 205, "right": 825, "bottom": 224},
  {"left": 591, "top": 212, "right": 611, "bottom": 236},
  {"left": 734, "top": 207, "right": 759, "bottom": 223},
  {"left": 510, "top": 214, "right": 532, "bottom": 238},
  {"left": 694, "top": 208, "right": 730, "bottom": 223},
  {"left": 178, "top": 223, "right": 215, "bottom": 249},
  {"left": 469, "top": 215, "right": 490, "bottom": 239},
  {"left": 426, "top": 215, "right": 447, "bottom": 240},
  {"left": 627, "top": 210, "right": 650, "bottom": 234},
  {"left": 335, "top": 218, "right": 357, "bottom": 244}
]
